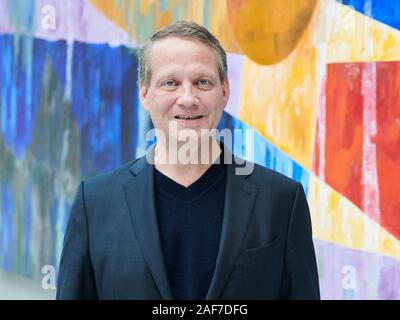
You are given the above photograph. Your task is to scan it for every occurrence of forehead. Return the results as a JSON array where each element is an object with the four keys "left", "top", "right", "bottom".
[{"left": 148, "top": 37, "right": 220, "bottom": 76}]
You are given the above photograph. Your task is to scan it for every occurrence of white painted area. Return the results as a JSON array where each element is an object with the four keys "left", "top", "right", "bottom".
[
  {"left": 225, "top": 53, "right": 244, "bottom": 119},
  {"left": 0, "top": 270, "right": 55, "bottom": 300},
  {"left": 312, "top": 1, "right": 330, "bottom": 230},
  {"left": 361, "top": 62, "right": 381, "bottom": 250}
]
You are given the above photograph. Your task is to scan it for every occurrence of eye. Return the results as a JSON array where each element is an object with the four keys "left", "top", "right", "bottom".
[
  {"left": 161, "top": 80, "right": 177, "bottom": 88},
  {"left": 197, "top": 79, "right": 211, "bottom": 87}
]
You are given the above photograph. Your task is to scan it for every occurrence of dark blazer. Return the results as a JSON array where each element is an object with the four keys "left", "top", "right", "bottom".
[{"left": 56, "top": 145, "right": 320, "bottom": 300}]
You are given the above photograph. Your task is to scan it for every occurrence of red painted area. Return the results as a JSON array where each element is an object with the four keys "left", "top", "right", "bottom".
[
  {"left": 376, "top": 62, "right": 400, "bottom": 240},
  {"left": 314, "top": 61, "right": 400, "bottom": 240},
  {"left": 314, "top": 63, "right": 364, "bottom": 211}
]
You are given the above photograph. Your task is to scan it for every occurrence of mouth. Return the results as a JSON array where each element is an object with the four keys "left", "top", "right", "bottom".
[{"left": 174, "top": 115, "right": 204, "bottom": 120}]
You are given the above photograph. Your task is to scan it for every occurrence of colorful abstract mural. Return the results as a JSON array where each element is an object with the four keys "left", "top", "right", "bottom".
[{"left": 0, "top": 0, "right": 399, "bottom": 299}]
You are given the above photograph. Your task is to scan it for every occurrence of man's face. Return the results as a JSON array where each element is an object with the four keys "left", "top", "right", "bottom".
[{"left": 139, "top": 37, "right": 230, "bottom": 143}]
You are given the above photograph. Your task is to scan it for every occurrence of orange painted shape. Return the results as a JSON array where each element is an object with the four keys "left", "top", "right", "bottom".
[
  {"left": 226, "top": 0, "right": 317, "bottom": 65},
  {"left": 90, "top": 0, "right": 129, "bottom": 32}
]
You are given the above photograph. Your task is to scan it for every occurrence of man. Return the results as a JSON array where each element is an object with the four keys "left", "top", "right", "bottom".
[{"left": 57, "top": 21, "right": 320, "bottom": 300}]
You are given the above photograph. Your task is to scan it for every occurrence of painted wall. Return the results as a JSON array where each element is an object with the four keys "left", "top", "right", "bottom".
[{"left": 0, "top": 0, "right": 399, "bottom": 299}]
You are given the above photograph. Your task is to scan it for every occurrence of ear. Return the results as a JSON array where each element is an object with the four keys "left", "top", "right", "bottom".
[
  {"left": 221, "top": 78, "right": 230, "bottom": 109},
  {"left": 139, "top": 80, "right": 150, "bottom": 111}
]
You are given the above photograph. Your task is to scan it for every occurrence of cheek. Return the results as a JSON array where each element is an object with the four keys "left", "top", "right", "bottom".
[
  {"left": 152, "top": 94, "right": 177, "bottom": 113},
  {"left": 203, "top": 93, "right": 226, "bottom": 112}
]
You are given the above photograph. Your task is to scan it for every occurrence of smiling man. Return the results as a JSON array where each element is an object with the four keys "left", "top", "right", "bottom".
[
  {"left": 56, "top": 21, "right": 320, "bottom": 300},
  {"left": 139, "top": 26, "right": 230, "bottom": 186}
]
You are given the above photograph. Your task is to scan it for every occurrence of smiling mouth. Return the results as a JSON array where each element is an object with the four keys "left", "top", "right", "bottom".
[{"left": 174, "top": 115, "right": 204, "bottom": 120}]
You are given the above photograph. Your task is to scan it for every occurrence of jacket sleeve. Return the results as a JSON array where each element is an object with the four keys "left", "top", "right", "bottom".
[
  {"left": 56, "top": 181, "right": 98, "bottom": 299},
  {"left": 280, "top": 182, "right": 320, "bottom": 300}
]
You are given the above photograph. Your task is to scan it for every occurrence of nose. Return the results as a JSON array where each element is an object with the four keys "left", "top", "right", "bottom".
[{"left": 176, "top": 83, "right": 199, "bottom": 108}]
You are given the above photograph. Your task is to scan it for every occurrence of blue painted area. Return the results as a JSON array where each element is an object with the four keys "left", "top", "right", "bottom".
[
  {"left": 203, "top": 0, "right": 211, "bottom": 29},
  {"left": 0, "top": 33, "right": 142, "bottom": 276},
  {"left": 6, "top": 0, "right": 35, "bottom": 34},
  {"left": 58, "top": 199, "right": 72, "bottom": 272},
  {"left": 22, "top": 182, "right": 32, "bottom": 278},
  {"left": 70, "top": 41, "right": 139, "bottom": 176},
  {"left": 0, "top": 35, "right": 43, "bottom": 158},
  {"left": 0, "top": 34, "right": 140, "bottom": 175},
  {"left": 218, "top": 112, "right": 310, "bottom": 194},
  {"left": 159, "top": 0, "right": 169, "bottom": 12},
  {"left": 0, "top": 32, "right": 312, "bottom": 277},
  {"left": 337, "top": 0, "right": 400, "bottom": 30},
  {"left": 173, "top": 0, "right": 189, "bottom": 22},
  {"left": 49, "top": 198, "right": 59, "bottom": 269},
  {"left": 1, "top": 183, "right": 14, "bottom": 272}
]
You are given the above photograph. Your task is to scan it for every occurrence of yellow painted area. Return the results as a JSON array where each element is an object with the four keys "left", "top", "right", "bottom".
[
  {"left": 90, "top": 0, "right": 129, "bottom": 33},
  {"left": 122, "top": 1, "right": 138, "bottom": 39},
  {"left": 208, "top": 0, "right": 241, "bottom": 54},
  {"left": 239, "top": 17, "right": 318, "bottom": 170},
  {"left": 308, "top": 173, "right": 400, "bottom": 260},
  {"left": 89, "top": 0, "right": 242, "bottom": 54},
  {"left": 236, "top": 0, "right": 400, "bottom": 171},
  {"left": 89, "top": 0, "right": 400, "bottom": 64},
  {"left": 155, "top": 12, "right": 172, "bottom": 31},
  {"left": 324, "top": 0, "right": 400, "bottom": 63},
  {"left": 226, "top": 0, "right": 317, "bottom": 65},
  {"left": 90, "top": 0, "right": 206, "bottom": 43},
  {"left": 139, "top": 0, "right": 154, "bottom": 15},
  {"left": 187, "top": 0, "right": 205, "bottom": 25}
]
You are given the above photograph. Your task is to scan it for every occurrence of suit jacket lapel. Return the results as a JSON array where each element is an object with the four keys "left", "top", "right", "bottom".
[
  {"left": 205, "top": 151, "right": 258, "bottom": 300},
  {"left": 123, "top": 144, "right": 258, "bottom": 300},
  {"left": 123, "top": 145, "right": 174, "bottom": 300}
]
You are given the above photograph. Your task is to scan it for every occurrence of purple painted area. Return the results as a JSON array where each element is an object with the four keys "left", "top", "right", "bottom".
[
  {"left": 225, "top": 53, "right": 244, "bottom": 118},
  {"left": 2, "top": 0, "right": 132, "bottom": 47},
  {"left": 0, "top": 1, "right": 11, "bottom": 34},
  {"left": 314, "top": 239, "right": 400, "bottom": 299},
  {"left": 33, "top": 0, "right": 132, "bottom": 46}
]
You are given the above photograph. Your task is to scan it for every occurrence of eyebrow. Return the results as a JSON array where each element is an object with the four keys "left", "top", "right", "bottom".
[{"left": 155, "top": 71, "right": 219, "bottom": 82}]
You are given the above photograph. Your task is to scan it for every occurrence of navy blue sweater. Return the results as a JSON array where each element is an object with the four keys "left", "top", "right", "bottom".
[{"left": 154, "top": 158, "right": 226, "bottom": 300}]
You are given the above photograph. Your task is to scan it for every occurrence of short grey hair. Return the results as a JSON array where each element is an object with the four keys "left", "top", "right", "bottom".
[{"left": 139, "top": 20, "right": 228, "bottom": 87}]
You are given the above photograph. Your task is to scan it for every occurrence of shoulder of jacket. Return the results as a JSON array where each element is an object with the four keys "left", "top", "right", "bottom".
[{"left": 245, "top": 162, "right": 299, "bottom": 192}]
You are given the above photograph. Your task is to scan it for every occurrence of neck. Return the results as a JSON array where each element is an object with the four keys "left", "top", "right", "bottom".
[{"left": 153, "top": 137, "right": 222, "bottom": 187}]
